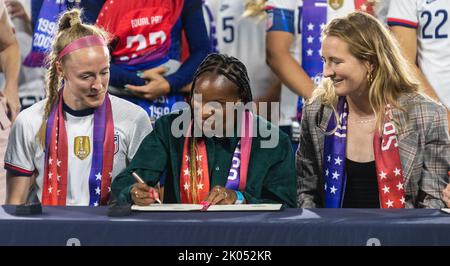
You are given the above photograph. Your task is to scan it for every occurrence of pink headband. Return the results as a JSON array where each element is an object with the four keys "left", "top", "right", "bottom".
[{"left": 58, "top": 35, "right": 106, "bottom": 59}]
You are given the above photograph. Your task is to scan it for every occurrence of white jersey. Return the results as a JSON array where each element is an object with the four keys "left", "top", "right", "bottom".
[
  {"left": 5, "top": 95, "right": 152, "bottom": 205},
  {"left": 388, "top": 0, "right": 450, "bottom": 109},
  {"left": 202, "top": 0, "right": 278, "bottom": 101},
  {"left": 266, "top": 0, "right": 366, "bottom": 126}
]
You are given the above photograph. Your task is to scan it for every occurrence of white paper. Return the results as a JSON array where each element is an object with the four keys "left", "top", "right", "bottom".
[
  {"left": 131, "top": 203, "right": 282, "bottom": 212},
  {"left": 441, "top": 208, "right": 450, "bottom": 214}
]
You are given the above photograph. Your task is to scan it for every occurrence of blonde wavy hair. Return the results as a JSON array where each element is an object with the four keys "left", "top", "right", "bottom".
[
  {"left": 312, "top": 12, "right": 420, "bottom": 133},
  {"left": 37, "top": 8, "right": 109, "bottom": 146},
  {"left": 243, "top": 0, "right": 267, "bottom": 20}
]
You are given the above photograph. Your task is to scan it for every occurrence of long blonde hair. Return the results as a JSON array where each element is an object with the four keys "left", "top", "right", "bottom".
[
  {"left": 313, "top": 12, "right": 420, "bottom": 132},
  {"left": 37, "top": 9, "right": 109, "bottom": 146}
]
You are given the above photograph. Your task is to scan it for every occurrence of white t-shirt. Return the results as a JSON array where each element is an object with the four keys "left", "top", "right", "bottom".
[
  {"left": 266, "top": 0, "right": 374, "bottom": 125},
  {"left": 5, "top": 95, "right": 152, "bottom": 205},
  {"left": 388, "top": 0, "right": 450, "bottom": 109},
  {"left": 202, "top": 0, "right": 279, "bottom": 102}
]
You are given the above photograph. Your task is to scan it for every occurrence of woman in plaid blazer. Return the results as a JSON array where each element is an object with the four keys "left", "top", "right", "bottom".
[{"left": 297, "top": 12, "right": 450, "bottom": 209}]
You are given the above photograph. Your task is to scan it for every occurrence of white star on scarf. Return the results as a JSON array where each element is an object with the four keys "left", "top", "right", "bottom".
[
  {"left": 330, "top": 186, "right": 337, "bottom": 194},
  {"left": 400, "top": 197, "right": 406, "bottom": 205},
  {"left": 360, "top": 3, "right": 367, "bottom": 11},
  {"left": 57, "top": 175, "right": 61, "bottom": 182},
  {"left": 379, "top": 171, "right": 387, "bottom": 179},
  {"left": 197, "top": 183, "right": 204, "bottom": 190},
  {"left": 96, "top": 172, "right": 102, "bottom": 180},
  {"left": 334, "top": 157, "right": 342, "bottom": 165},
  {"left": 324, "top": 183, "right": 327, "bottom": 191},
  {"left": 185, "top": 155, "right": 190, "bottom": 162},
  {"left": 48, "top": 172, "right": 53, "bottom": 180},
  {"left": 396, "top": 182, "right": 404, "bottom": 191},
  {"left": 48, "top": 187, "right": 53, "bottom": 194},
  {"left": 184, "top": 168, "right": 189, "bottom": 176},
  {"left": 332, "top": 171, "right": 339, "bottom": 180},
  {"left": 56, "top": 160, "right": 61, "bottom": 167},
  {"left": 327, "top": 155, "right": 331, "bottom": 162},
  {"left": 307, "top": 35, "right": 314, "bottom": 44},
  {"left": 386, "top": 199, "right": 394, "bottom": 208},
  {"left": 393, "top": 168, "right": 401, "bottom": 176},
  {"left": 197, "top": 168, "right": 203, "bottom": 176},
  {"left": 57, "top": 189, "right": 61, "bottom": 195},
  {"left": 184, "top": 182, "right": 190, "bottom": 191},
  {"left": 306, "top": 48, "right": 313, "bottom": 56},
  {"left": 325, "top": 169, "right": 329, "bottom": 176},
  {"left": 49, "top": 158, "right": 53, "bottom": 165},
  {"left": 320, "top": 23, "right": 325, "bottom": 30},
  {"left": 382, "top": 185, "right": 390, "bottom": 194},
  {"left": 95, "top": 186, "right": 101, "bottom": 195},
  {"left": 307, "top": 22, "right": 314, "bottom": 31},
  {"left": 196, "top": 155, "right": 202, "bottom": 161},
  {"left": 94, "top": 201, "right": 99, "bottom": 207}
]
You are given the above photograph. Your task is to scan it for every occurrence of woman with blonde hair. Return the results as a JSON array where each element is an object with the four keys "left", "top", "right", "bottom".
[
  {"left": 297, "top": 11, "right": 449, "bottom": 209},
  {"left": 5, "top": 9, "right": 151, "bottom": 206}
]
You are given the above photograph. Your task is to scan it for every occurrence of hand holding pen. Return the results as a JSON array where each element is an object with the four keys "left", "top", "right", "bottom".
[{"left": 130, "top": 172, "right": 162, "bottom": 205}]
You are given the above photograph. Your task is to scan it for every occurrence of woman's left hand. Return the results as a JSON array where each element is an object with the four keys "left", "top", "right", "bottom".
[
  {"left": 204, "top": 185, "right": 237, "bottom": 205},
  {"left": 125, "top": 66, "right": 170, "bottom": 100},
  {"left": 442, "top": 183, "right": 450, "bottom": 207}
]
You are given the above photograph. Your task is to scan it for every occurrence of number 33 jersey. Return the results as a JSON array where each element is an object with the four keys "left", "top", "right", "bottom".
[{"left": 388, "top": 0, "right": 450, "bottom": 109}]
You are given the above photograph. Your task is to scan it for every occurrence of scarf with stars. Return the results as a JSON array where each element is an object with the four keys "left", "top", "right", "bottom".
[
  {"left": 42, "top": 89, "right": 114, "bottom": 206},
  {"left": 180, "top": 111, "right": 253, "bottom": 204},
  {"left": 323, "top": 97, "right": 405, "bottom": 208}
]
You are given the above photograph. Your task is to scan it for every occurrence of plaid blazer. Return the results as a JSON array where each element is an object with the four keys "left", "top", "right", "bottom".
[{"left": 297, "top": 93, "right": 450, "bottom": 208}]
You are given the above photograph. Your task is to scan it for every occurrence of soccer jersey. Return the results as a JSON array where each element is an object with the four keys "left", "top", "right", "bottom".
[
  {"left": 96, "top": 0, "right": 209, "bottom": 93},
  {"left": 5, "top": 95, "right": 152, "bottom": 205},
  {"left": 202, "top": 0, "right": 278, "bottom": 100},
  {"left": 387, "top": 0, "right": 450, "bottom": 109},
  {"left": 266, "top": 0, "right": 374, "bottom": 125}
]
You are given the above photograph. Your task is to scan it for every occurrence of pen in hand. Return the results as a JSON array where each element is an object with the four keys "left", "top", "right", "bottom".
[{"left": 132, "top": 172, "right": 162, "bottom": 204}]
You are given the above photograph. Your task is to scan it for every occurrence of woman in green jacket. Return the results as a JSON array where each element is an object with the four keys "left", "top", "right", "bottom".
[{"left": 112, "top": 53, "right": 297, "bottom": 208}]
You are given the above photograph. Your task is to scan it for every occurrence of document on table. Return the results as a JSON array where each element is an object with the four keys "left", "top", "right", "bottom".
[
  {"left": 131, "top": 203, "right": 283, "bottom": 212},
  {"left": 441, "top": 208, "right": 450, "bottom": 214}
]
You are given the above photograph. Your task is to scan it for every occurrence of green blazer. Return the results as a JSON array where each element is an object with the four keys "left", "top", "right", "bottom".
[{"left": 112, "top": 110, "right": 297, "bottom": 207}]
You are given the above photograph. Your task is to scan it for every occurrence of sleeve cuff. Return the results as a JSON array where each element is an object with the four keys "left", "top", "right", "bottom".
[
  {"left": 387, "top": 18, "right": 418, "bottom": 28},
  {"left": 4, "top": 163, "right": 34, "bottom": 177}
]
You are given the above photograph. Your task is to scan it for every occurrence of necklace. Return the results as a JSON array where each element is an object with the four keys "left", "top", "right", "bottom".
[{"left": 348, "top": 115, "right": 376, "bottom": 124}]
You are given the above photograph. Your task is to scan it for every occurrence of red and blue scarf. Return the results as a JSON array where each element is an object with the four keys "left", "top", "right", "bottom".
[
  {"left": 323, "top": 97, "right": 405, "bottom": 208},
  {"left": 42, "top": 89, "right": 114, "bottom": 206},
  {"left": 180, "top": 111, "right": 253, "bottom": 203}
]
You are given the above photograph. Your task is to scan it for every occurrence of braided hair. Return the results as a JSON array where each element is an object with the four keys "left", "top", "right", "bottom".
[
  {"left": 187, "top": 54, "right": 253, "bottom": 202},
  {"left": 37, "top": 9, "right": 109, "bottom": 147},
  {"left": 190, "top": 53, "right": 253, "bottom": 103}
]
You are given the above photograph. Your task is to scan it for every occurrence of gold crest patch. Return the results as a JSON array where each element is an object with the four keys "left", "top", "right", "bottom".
[
  {"left": 328, "top": 0, "right": 344, "bottom": 10},
  {"left": 74, "top": 136, "right": 90, "bottom": 160}
]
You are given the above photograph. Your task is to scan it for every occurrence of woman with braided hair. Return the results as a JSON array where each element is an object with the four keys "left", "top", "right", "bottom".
[
  {"left": 5, "top": 9, "right": 151, "bottom": 206},
  {"left": 112, "top": 53, "right": 296, "bottom": 207}
]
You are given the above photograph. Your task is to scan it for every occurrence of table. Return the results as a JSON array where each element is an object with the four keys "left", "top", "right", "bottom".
[{"left": 1, "top": 206, "right": 449, "bottom": 246}]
